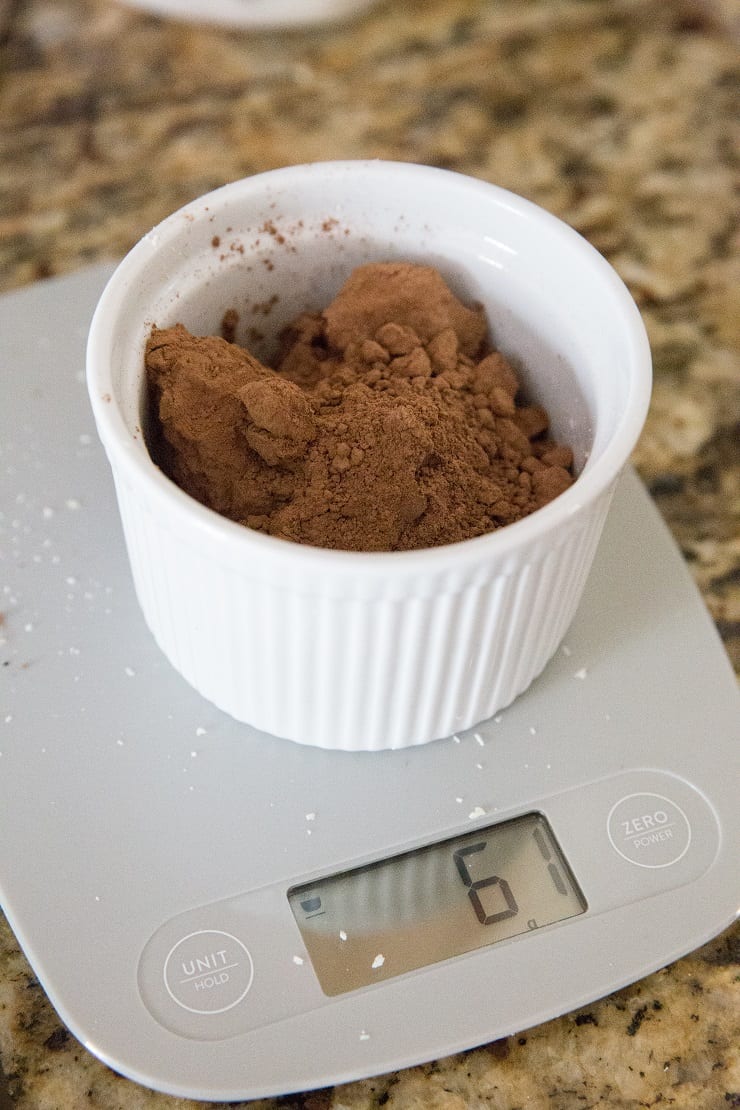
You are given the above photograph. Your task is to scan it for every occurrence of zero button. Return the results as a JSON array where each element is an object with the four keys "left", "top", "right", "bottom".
[{"left": 607, "top": 792, "right": 692, "bottom": 868}]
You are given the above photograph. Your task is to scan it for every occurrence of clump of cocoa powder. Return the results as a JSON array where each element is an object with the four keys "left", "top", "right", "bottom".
[{"left": 145, "top": 262, "right": 574, "bottom": 552}]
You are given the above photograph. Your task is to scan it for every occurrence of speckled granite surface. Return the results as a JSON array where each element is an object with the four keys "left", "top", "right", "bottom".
[{"left": 0, "top": 0, "right": 738, "bottom": 1106}]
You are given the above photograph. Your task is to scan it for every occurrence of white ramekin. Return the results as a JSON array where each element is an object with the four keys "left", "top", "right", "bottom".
[{"left": 87, "top": 161, "right": 651, "bottom": 751}]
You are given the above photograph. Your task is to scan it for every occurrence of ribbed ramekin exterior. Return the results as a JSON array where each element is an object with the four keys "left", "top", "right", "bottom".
[{"left": 112, "top": 470, "right": 615, "bottom": 750}]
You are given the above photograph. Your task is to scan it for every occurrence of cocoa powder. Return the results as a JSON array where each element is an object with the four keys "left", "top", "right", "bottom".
[{"left": 145, "top": 262, "right": 574, "bottom": 552}]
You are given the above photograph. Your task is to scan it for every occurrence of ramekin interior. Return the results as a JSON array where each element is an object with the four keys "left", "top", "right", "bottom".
[{"left": 88, "top": 161, "right": 651, "bottom": 590}]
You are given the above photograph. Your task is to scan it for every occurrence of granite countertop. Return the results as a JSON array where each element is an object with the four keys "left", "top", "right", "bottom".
[{"left": 0, "top": 0, "right": 738, "bottom": 1106}]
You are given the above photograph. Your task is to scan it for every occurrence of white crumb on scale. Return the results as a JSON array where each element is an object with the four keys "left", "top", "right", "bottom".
[
  {"left": 371, "top": 954, "right": 385, "bottom": 969},
  {"left": 468, "top": 806, "right": 486, "bottom": 819},
  {"left": 339, "top": 930, "right": 347, "bottom": 941},
  {"left": 293, "top": 955, "right": 304, "bottom": 965},
  {"left": 574, "top": 668, "right": 588, "bottom": 680}
]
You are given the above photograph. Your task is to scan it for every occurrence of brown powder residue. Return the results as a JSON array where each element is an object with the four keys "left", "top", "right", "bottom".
[
  {"left": 146, "top": 262, "right": 574, "bottom": 552},
  {"left": 220, "top": 307, "right": 239, "bottom": 343}
]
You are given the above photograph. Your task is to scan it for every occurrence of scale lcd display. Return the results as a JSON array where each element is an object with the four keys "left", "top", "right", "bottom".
[{"left": 288, "top": 812, "right": 586, "bottom": 996}]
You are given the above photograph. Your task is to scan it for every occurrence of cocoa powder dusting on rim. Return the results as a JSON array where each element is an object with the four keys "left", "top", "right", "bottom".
[{"left": 145, "top": 262, "right": 574, "bottom": 552}]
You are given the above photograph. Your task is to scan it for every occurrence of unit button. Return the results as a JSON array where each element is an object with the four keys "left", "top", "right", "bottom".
[
  {"left": 163, "top": 929, "right": 254, "bottom": 1015},
  {"left": 607, "top": 792, "right": 691, "bottom": 868}
]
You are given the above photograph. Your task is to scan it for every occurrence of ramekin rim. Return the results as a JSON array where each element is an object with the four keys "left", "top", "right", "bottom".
[{"left": 86, "top": 160, "right": 652, "bottom": 578}]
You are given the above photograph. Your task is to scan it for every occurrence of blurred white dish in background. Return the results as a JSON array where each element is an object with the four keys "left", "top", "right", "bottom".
[{"left": 114, "top": 0, "right": 380, "bottom": 27}]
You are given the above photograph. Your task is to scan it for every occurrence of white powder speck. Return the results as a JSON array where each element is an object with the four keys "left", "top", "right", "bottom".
[
  {"left": 65, "top": 576, "right": 77, "bottom": 586},
  {"left": 469, "top": 806, "right": 486, "bottom": 819},
  {"left": 65, "top": 498, "right": 81, "bottom": 510},
  {"left": 371, "top": 954, "right": 385, "bottom": 969},
  {"left": 305, "top": 812, "right": 316, "bottom": 821},
  {"left": 190, "top": 750, "right": 198, "bottom": 758},
  {"left": 455, "top": 796, "right": 463, "bottom": 804},
  {"left": 546, "top": 763, "right": 552, "bottom": 770},
  {"left": 116, "top": 739, "right": 124, "bottom": 746},
  {"left": 124, "top": 666, "right": 135, "bottom": 677},
  {"left": 69, "top": 646, "right": 80, "bottom": 655},
  {"left": 475, "top": 762, "right": 483, "bottom": 770},
  {"left": 24, "top": 623, "right": 33, "bottom": 632},
  {"left": 293, "top": 955, "right": 304, "bottom": 965},
  {"left": 339, "top": 930, "right": 347, "bottom": 941},
  {"left": 42, "top": 507, "right": 54, "bottom": 519},
  {"left": 359, "top": 1031, "right": 370, "bottom": 1041},
  {"left": 494, "top": 715, "right": 503, "bottom": 724},
  {"left": 452, "top": 734, "right": 461, "bottom": 744},
  {"left": 4, "top": 715, "right": 11, "bottom": 724},
  {"left": 574, "top": 668, "right": 588, "bottom": 680},
  {"left": 604, "top": 713, "right": 612, "bottom": 721},
  {"left": 306, "top": 828, "right": 312, "bottom": 836},
  {"left": 94, "top": 895, "right": 100, "bottom": 902},
  {"left": 195, "top": 727, "right": 206, "bottom": 737},
  {"left": 529, "top": 726, "right": 537, "bottom": 735},
  {"left": 474, "top": 732, "right": 485, "bottom": 746}
]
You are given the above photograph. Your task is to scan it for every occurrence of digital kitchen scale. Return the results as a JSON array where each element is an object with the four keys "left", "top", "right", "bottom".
[{"left": 1, "top": 265, "right": 738, "bottom": 1102}]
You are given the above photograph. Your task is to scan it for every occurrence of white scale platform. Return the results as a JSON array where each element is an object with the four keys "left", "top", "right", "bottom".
[{"left": 0, "top": 266, "right": 738, "bottom": 1102}]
